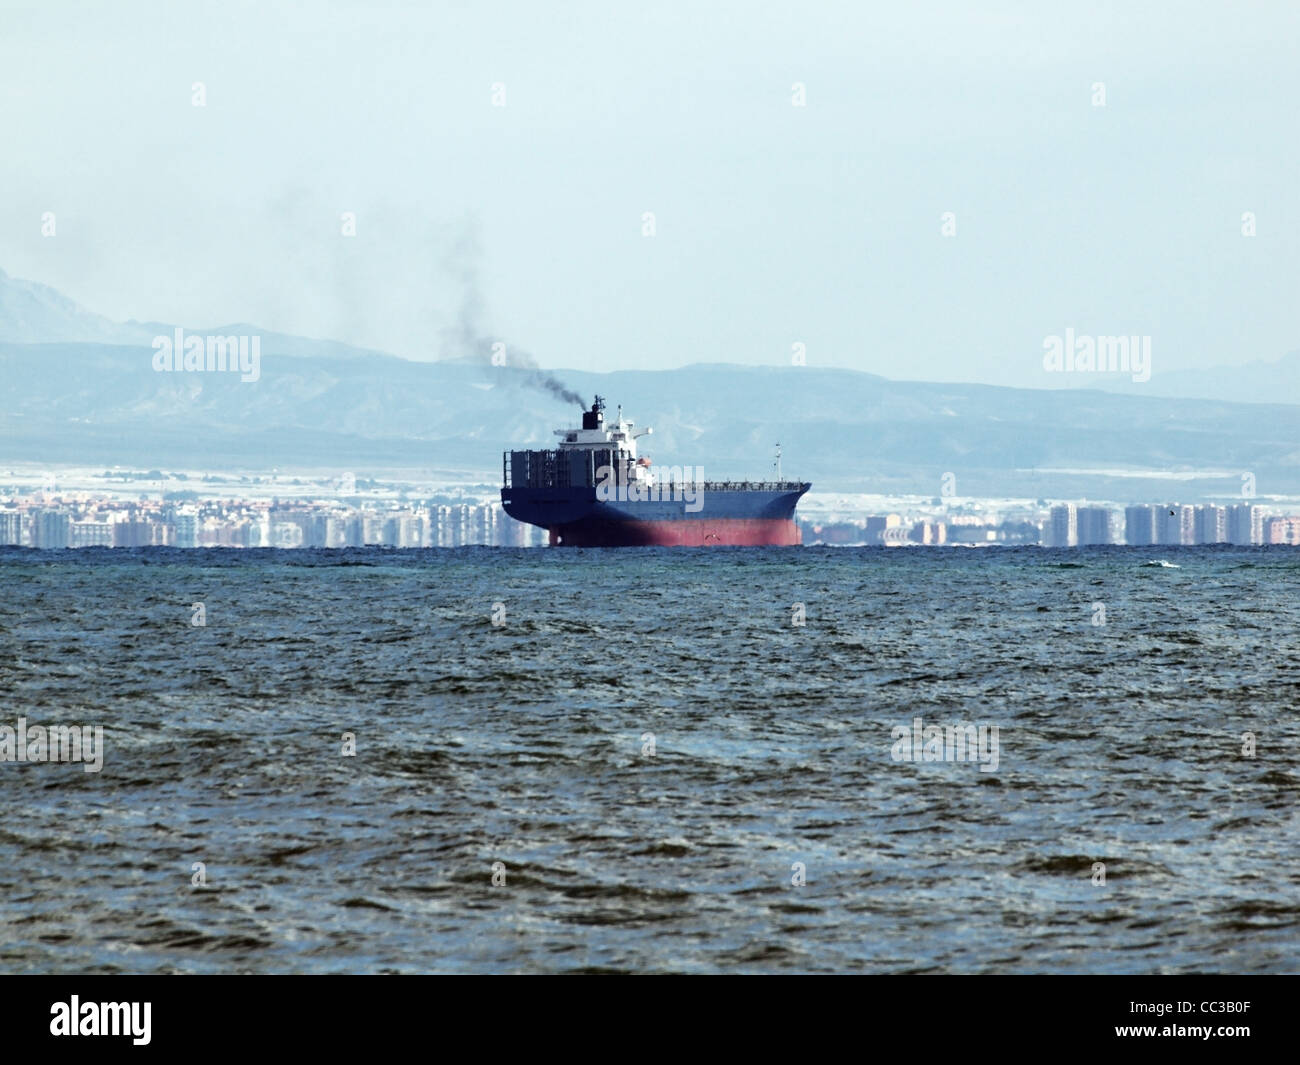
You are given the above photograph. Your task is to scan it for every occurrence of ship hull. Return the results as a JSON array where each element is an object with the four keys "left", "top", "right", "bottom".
[
  {"left": 501, "top": 486, "right": 808, "bottom": 547},
  {"left": 547, "top": 516, "right": 801, "bottom": 547}
]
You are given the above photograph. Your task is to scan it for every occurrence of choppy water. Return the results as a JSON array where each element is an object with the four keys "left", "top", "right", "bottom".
[{"left": 1, "top": 545, "right": 1297, "bottom": 973}]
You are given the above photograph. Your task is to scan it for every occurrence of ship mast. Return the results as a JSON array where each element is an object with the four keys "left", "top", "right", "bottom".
[{"left": 774, "top": 442, "right": 782, "bottom": 481}]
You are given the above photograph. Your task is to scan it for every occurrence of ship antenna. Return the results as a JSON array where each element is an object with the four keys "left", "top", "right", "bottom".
[{"left": 774, "top": 442, "right": 782, "bottom": 481}]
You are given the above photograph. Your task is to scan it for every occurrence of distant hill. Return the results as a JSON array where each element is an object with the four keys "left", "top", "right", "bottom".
[
  {"left": 0, "top": 268, "right": 156, "bottom": 346},
  {"left": 0, "top": 268, "right": 390, "bottom": 359},
  {"left": 2, "top": 269, "right": 1298, "bottom": 499},
  {"left": 1074, "top": 350, "right": 1300, "bottom": 406},
  {"left": 4, "top": 343, "right": 1299, "bottom": 499}
]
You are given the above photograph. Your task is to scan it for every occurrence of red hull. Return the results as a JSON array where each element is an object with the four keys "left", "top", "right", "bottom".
[{"left": 549, "top": 518, "right": 802, "bottom": 547}]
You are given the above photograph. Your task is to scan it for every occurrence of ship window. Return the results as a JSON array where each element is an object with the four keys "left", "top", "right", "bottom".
[{"left": 567, "top": 434, "right": 576, "bottom": 442}]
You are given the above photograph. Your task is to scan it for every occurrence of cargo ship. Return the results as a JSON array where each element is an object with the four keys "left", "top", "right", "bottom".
[{"left": 501, "top": 397, "right": 810, "bottom": 546}]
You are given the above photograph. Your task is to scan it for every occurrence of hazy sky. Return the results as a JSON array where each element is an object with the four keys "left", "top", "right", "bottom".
[{"left": 2, "top": 0, "right": 1296, "bottom": 386}]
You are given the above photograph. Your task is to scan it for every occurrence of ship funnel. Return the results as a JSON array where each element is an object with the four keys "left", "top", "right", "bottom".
[{"left": 582, "top": 395, "right": 606, "bottom": 431}]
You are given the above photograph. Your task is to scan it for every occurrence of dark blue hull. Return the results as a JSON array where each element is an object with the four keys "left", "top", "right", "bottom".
[{"left": 500, "top": 485, "right": 810, "bottom": 546}]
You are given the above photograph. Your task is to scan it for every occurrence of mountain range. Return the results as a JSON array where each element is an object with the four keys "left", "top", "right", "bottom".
[{"left": 2, "top": 268, "right": 1297, "bottom": 500}]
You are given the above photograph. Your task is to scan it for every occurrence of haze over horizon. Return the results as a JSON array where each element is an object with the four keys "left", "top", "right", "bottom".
[{"left": 3, "top": 0, "right": 1297, "bottom": 389}]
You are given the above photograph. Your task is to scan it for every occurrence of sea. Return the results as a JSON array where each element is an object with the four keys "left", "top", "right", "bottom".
[{"left": 1, "top": 545, "right": 1297, "bottom": 974}]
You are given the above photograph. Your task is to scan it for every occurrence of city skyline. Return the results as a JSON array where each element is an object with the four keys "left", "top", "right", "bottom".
[{"left": 5, "top": 492, "right": 1296, "bottom": 549}]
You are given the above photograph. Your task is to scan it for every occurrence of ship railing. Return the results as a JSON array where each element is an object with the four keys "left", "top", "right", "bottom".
[
  {"left": 696, "top": 481, "right": 811, "bottom": 492},
  {"left": 636, "top": 480, "right": 809, "bottom": 493}
]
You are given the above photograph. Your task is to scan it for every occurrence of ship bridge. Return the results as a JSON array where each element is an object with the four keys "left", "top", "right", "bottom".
[
  {"left": 553, "top": 396, "right": 651, "bottom": 462},
  {"left": 503, "top": 396, "right": 659, "bottom": 493}
]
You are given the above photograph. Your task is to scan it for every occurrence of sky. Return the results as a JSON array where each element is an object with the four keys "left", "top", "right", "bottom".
[{"left": 1, "top": 0, "right": 1297, "bottom": 386}]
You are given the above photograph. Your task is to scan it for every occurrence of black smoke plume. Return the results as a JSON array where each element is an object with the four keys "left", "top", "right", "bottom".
[{"left": 440, "top": 222, "right": 586, "bottom": 409}]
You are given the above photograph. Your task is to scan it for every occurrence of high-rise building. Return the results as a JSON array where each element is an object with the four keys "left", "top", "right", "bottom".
[
  {"left": 31, "top": 510, "right": 71, "bottom": 549},
  {"left": 1076, "top": 506, "right": 1112, "bottom": 545},
  {"left": 408, "top": 513, "right": 425, "bottom": 548},
  {"left": 71, "top": 521, "right": 114, "bottom": 547},
  {"left": 270, "top": 522, "right": 304, "bottom": 548},
  {"left": 1227, "top": 504, "right": 1264, "bottom": 545},
  {"left": 500, "top": 510, "right": 532, "bottom": 547},
  {"left": 864, "top": 514, "right": 902, "bottom": 543},
  {"left": 112, "top": 520, "right": 155, "bottom": 547},
  {"left": 382, "top": 513, "right": 420, "bottom": 547},
  {"left": 429, "top": 506, "right": 451, "bottom": 547},
  {"left": 303, "top": 513, "right": 330, "bottom": 548},
  {"left": 1193, "top": 505, "right": 1227, "bottom": 545},
  {"left": 174, "top": 512, "right": 199, "bottom": 548},
  {"left": 1157, "top": 505, "right": 1194, "bottom": 546},
  {"left": 241, "top": 519, "right": 272, "bottom": 548},
  {"left": 342, "top": 514, "right": 365, "bottom": 548},
  {"left": 0, "top": 510, "right": 22, "bottom": 546},
  {"left": 909, "top": 520, "right": 947, "bottom": 545},
  {"left": 1124, "top": 505, "right": 1157, "bottom": 546},
  {"left": 449, "top": 504, "right": 471, "bottom": 546},
  {"left": 1265, "top": 516, "right": 1300, "bottom": 545},
  {"left": 1048, "top": 503, "right": 1077, "bottom": 547}
]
